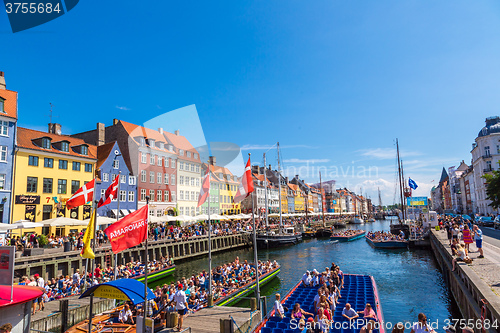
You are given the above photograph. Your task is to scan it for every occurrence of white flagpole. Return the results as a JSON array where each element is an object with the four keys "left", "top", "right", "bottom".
[
  {"left": 114, "top": 171, "right": 121, "bottom": 280},
  {"left": 143, "top": 197, "right": 150, "bottom": 333},
  {"left": 250, "top": 153, "right": 260, "bottom": 309},
  {"left": 207, "top": 163, "right": 213, "bottom": 307}
]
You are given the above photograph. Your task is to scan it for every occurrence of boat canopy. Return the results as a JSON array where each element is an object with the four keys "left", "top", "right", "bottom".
[{"left": 79, "top": 279, "right": 155, "bottom": 305}]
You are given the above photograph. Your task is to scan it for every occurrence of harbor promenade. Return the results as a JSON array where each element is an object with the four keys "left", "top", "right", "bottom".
[{"left": 430, "top": 229, "right": 500, "bottom": 332}]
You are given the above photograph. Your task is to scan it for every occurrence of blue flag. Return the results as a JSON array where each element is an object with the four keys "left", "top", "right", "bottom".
[{"left": 409, "top": 178, "right": 418, "bottom": 190}]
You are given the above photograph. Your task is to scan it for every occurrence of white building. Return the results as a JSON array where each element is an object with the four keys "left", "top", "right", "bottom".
[{"left": 471, "top": 116, "right": 500, "bottom": 215}]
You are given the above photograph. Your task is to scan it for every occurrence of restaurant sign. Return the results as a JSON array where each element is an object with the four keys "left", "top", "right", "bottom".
[{"left": 15, "top": 195, "right": 40, "bottom": 205}]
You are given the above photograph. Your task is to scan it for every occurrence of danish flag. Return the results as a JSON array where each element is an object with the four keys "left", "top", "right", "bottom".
[
  {"left": 98, "top": 174, "right": 120, "bottom": 208},
  {"left": 66, "top": 179, "right": 95, "bottom": 210},
  {"left": 197, "top": 166, "right": 210, "bottom": 207},
  {"left": 234, "top": 156, "right": 254, "bottom": 203}
]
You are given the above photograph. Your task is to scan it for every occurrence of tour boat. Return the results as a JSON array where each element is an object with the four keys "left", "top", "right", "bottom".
[
  {"left": 133, "top": 264, "right": 175, "bottom": 283},
  {"left": 314, "top": 227, "right": 333, "bottom": 238},
  {"left": 256, "top": 227, "right": 302, "bottom": 249},
  {"left": 365, "top": 236, "right": 408, "bottom": 249},
  {"left": 330, "top": 230, "right": 366, "bottom": 242},
  {"left": 351, "top": 217, "right": 364, "bottom": 224},
  {"left": 253, "top": 273, "right": 385, "bottom": 333}
]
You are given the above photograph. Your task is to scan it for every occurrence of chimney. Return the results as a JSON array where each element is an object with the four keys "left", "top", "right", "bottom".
[
  {"left": 97, "top": 122, "right": 105, "bottom": 146},
  {"left": 113, "top": 119, "right": 119, "bottom": 126},
  {"left": 174, "top": 130, "right": 179, "bottom": 136},
  {"left": 48, "top": 123, "right": 62, "bottom": 135},
  {"left": 209, "top": 156, "right": 216, "bottom": 166},
  {"left": 0, "top": 72, "right": 5, "bottom": 90},
  {"left": 285, "top": 177, "right": 288, "bottom": 183},
  {"left": 158, "top": 128, "right": 163, "bottom": 135}
]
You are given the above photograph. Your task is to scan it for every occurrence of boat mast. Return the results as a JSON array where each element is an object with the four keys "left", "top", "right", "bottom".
[
  {"left": 277, "top": 142, "right": 283, "bottom": 234},
  {"left": 320, "top": 171, "right": 326, "bottom": 227},
  {"left": 396, "top": 139, "right": 405, "bottom": 221},
  {"left": 401, "top": 160, "right": 407, "bottom": 221},
  {"left": 263, "top": 153, "right": 269, "bottom": 228}
]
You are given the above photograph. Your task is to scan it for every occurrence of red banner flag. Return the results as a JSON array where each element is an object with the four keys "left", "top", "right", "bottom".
[
  {"left": 104, "top": 205, "right": 148, "bottom": 254},
  {"left": 66, "top": 179, "right": 95, "bottom": 210},
  {"left": 98, "top": 174, "right": 120, "bottom": 208},
  {"left": 234, "top": 156, "right": 254, "bottom": 203}
]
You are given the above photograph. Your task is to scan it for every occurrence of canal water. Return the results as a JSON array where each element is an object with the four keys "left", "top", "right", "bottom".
[{"left": 151, "top": 219, "right": 460, "bottom": 327}]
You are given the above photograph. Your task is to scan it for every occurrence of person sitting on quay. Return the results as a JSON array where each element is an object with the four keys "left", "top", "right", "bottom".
[
  {"left": 452, "top": 243, "right": 473, "bottom": 271},
  {"left": 342, "top": 303, "right": 359, "bottom": 321},
  {"left": 409, "top": 313, "right": 435, "bottom": 333}
]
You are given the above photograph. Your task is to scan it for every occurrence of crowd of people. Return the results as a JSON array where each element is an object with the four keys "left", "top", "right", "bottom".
[
  {"left": 331, "top": 230, "right": 364, "bottom": 237},
  {"left": 366, "top": 231, "right": 405, "bottom": 242}
]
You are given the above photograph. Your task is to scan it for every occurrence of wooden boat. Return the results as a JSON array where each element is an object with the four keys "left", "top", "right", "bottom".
[
  {"left": 253, "top": 273, "right": 385, "bottom": 333},
  {"left": 256, "top": 227, "right": 302, "bottom": 249},
  {"left": 314, "top": 227, "right": 332, "bottom": 238},
  {"left": 330, "top": 230, "right": 366, "bottom": 242},
  {"left": 213, "top": 265, "right": 280, "bottom": 307},
  {"left": 365, "top": 236, "right": 408, "bottom": 249},
  {"left": 133, "top": 265, "right": 175, "bottom": 283},
  {"left": 333, "top": 220, "right": 347, "bottom": 228},
  {"left": 301, "top": 229, "right": 316, "bottom": 239}
]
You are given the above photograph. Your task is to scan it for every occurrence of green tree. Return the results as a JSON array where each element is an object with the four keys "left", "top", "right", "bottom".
[{"left": 483, "top": 170, "right": 500, "bottom": 208}]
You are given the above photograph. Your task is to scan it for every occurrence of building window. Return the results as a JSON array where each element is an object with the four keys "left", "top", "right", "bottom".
[
  {"left": 179, "top": 175, "right": 184, "bottom": 185},
  {"left": 191, "top": 191, "right": 195, "bottom": 201},
  {"left": 171, "top": 174, "right": 175, "bottom": 185},
  {"left": 141, "top": 153, "right": 147, "bottom": 163},
  {"left": 159, "top": 142, "right": 164, "bottom": 150},
  {"left": 164, "top": 173, "right": 169, "bottom": 184},
  {"left": 157, "top": 172, "right": 162, "bottom": 184},
  {"left": 140, "top": 138, "right": 145, "bottom": 146},
  {"left": 194, "top": 153, "right": 198, "bottom": 160},
  {"left": 165, "top": 190, "right": 169, "bottom": 202},
  {"left": 57, "top": 179, "right": 67, "bottom": 194},
  {"left": 60, "top": 141, "right": 69, "bottom": 152},
  {"left": 141, "top": 189, "right": 146, "bottom": 201},
  {"left": 120, "top": 190, "right": 126, "bottom": 202},
  {"left": 179, "top": 162, "right": 184, "bottom": 171},
  {"left": 0, "top": 100, "right": 3, "bottom": 113},
  {"left": 150, "top": 171, "right": 155, "bottom": 183},
  {"left": 72, "top": 162, "right": 81, "bottom": 171},
  {"left": 191, "top": 164, "right": 195, "bottom": 172},
  {"left": 85, "top": 163, "right": 93, "bottom": 173},
  {"left": 196, "top": 178, "right": 200, "bottom": 187},
  {"left": 149, "top": 139, "right": 155, "bottom": 147},
  {"left": 179, "top": 190, "right": 184, "bottom": 200},
  {"left": 80, "top": 146, "right": 88, "bottom": 155},
  {"left": 190, "top": 178, "right": 195, "bottom": 186},
  {"left": 149, "top": 189, "right": 155, "bottom": 201},
  {"left": 0, "top": 174, "right": 4, "bottom": 190},
  {"left": 71, "top": 180, "right": 80, "bottom": 194},
  {"left": 42, "top": 138, "right": 51, "bottom": 149},
  {"left": 485, "top": 146, "right": 491, "bottom": 157},
  {"left": 486, "top": 160, "right": 492, "bottom": 171},
  {"left": 44, "top": 158, "right": 54, "bottom": 168},
  {"left": 129, "top": 176, "right": 136, "bottom": 185},
  {"left": 27, "top": 177, "right": 37, "bottom": 192},
  {"left": 128, "top": 191, "right": 135, "bottom": 202},
  {"left": 113, "top": 160, "right": 119, "bottom": 169},
  {"left": 171, "top": 159, "right": 175, "bottom": 169},
  {"left": 171, "top": 191, "right": 176, "bottom": 201},
  {"left": 0, "top": 121, "right": 8, "bottom": 136},
  {"left": 59, "top": 160, "right": 68, "bottom": 169},
  {"left": 187, "top": 151, "right": 191, "bottom": 158},
  {"left": 157, "top": 190, "right": 162, "bottom": 202},
  {"left": 28, "top": 155, "right": 38, "bottom": 166},
  {"left": 158, "top": 157, "right": 162, "bottom": 166},
  {"left": 141, "top": 170, "right": 146, "bottom": 182},
  {"left": 43, "top": 178, "right": 53, "bottom": 193},
  {"left": 120, "top": 175, "right": 126, "bottom": 183},
  {"left": 101, "top": 189, "right": 106, "bottom": 199},
  {"left": 165, "top": 157, "right": 169, "bottom": 167},
  {"left": 150, "top": 155, "right": 155, "bottom": 165},
  {"left": 179, "top": 149, "right": 184, "bottom": 156},
  {"left": 179, "top": 207, "right": 184, "bottom": 215},
  {"left": 102, "top": 173, "right": 109, "bottom": 182}
]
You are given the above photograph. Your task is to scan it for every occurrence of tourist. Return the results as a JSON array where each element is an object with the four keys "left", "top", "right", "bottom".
[
  {"left": 274, "top": 293, "right": 285, "bottom": 318},
  {"left": 461, "top": 225, "right": 473, "bottom": 252},
  {"left": 313, "top": 289, "right": 323, "bottom": 311},
  {"left": 291, "top": 303, "right": 314, "bottom": 327},
  {"left": 452, "top": 243, "right": 472, "bottom": 271},
  {"left": 0, "top": 323, "right": 12, "bottom": 333},
  {"left": 450, "top": 239, "right": 458, "bottom": 256},
  {"left": 410, "top": 313, "right": 435, "bottom": 333},
  {"left": 461, "top": 327, "right": 473, "bottom": 333},
  {"left": 391, "top": 322, "right": 405, "bottom": 333},
  {"left": 119, "top": 304, "right": 134, "bottom": 324},
  {"left": 314, "top": 307, "right": 330, "bottom": 333},
  {"left": 473, "top": 225, "right": 484, "bottom": 258},
  {"left": 358, "top": 303, "right": 377, "bottom": 333},
  {"left": 34, "top": 274, "right": 45, "bottom": 311},
  {"left": 302, "top": 271, "right": 312, "bottom": 287},
  {"left": 342, "top": 303, "right": 359, "bottom": 321},
  {"left": 173, "top": 283, "right": 188, "bottom": 331}
]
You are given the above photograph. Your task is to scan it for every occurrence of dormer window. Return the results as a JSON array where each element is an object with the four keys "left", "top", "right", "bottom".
[
  {"left": 0, "top": 98, "right": 4, "bottom": 113},
  {"left": 139, "top": 137, "right": 146, "bottom": 146},
  {"left": 194, "top": 153, "right": 198, "bottom": 159},
  {"left": 42, "top": 138, "right": 51, "bottom": 149},
  {"left": 168, "top": 145, "right": 173, "bottom": 152},
  {"left": 61, "top": 141, "right": 69, "bottom": 152},
  {"left": 149, "top": 139, "right": 155, "bottom": 147},
  {"left": 80, "top": 145, "right": 88, "bottom": 155},
  {"left": 179, "top": 149, "right": 184, "bottom": 156},
  {"left": 159, "top": 142, "right": 164, "bottom": 150},
  {"left": 187, "top": 151, "right": 191, "bottom": 158}
]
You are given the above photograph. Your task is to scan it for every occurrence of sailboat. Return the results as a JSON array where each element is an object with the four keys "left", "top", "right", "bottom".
[
  {"left": 390, "top": 139, "right": 410, "bottom": 237},
  {"left": 256, "top": 143, "right": 302, "bottom": 249}
]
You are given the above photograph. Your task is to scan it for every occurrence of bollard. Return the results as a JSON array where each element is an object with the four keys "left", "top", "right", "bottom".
[
  {"left": 169, "top": 311, "right": 178, "bottom": 328},
  {"left": 208, "top": 294, "right": 214, "bottom": 307},
  {"left": 220, "top": 318, "right": 234, "bottom": 333},
  {"left": 250, "top": 298, "right": 257, "bottom": 311},
  {"left": 60, "top": 299, "right": 69, "bottom": 332}
]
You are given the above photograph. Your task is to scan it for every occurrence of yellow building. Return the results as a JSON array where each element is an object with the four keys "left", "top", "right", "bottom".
[
  {"left": 289, "top": 184, "right": 304, "bottom": 212},
  {"left": 212, "top": 166, "right": 241, "bottom": 215},
  {"left": 11, "top": 126, "right": 97, "bottom": 235},
  {"left": 280, "top": 187, "right": 288, "bottom": 214}
]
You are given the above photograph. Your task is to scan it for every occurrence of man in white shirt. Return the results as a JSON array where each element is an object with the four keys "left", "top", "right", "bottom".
[
  {"left": 73, "top": 269, "right": 80, "bottom": 286},
  {"left": 119, "top": 304, "right": 134, "bottom": 324},
  {"left": 173, "top": 284, "right": 188, "bottom": 331},
  {"left": 35, "top": 274, "right": 45, "bottom": 311},
  {"left": 301, "top": 271, "right": 311, "bottom": 287}
]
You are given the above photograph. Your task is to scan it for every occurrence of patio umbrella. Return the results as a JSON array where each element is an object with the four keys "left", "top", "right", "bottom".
[
  {"left": 0, "top": 220, "right": 45, "bottom": 236},
  {"left": 82, "top": 216, "right": 117, "bottom": 226},
  {"left": 42, "top": 217, "right": 88, "bottom": 227}
]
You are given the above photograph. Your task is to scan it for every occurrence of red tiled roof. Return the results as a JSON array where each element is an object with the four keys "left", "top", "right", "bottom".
[
  {"left": 0, "top": 89, "right": 18, "bottom": 119},
  {"left": 17, "top": 127, "right": 97, "bottom": 160},
  {"left": 96, "top": 141, "right": 116, "bottom": 170},
  {"left": 163, "top": 131, "right": 200, "bottom": 161},
  {"left": 119, "top": 120, "right": 174, "bottom": 154}
]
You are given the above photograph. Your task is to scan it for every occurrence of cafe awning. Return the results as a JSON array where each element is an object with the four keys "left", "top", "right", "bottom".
[{"left": 79, "top": 279, "right": 155, "bottom": 305}]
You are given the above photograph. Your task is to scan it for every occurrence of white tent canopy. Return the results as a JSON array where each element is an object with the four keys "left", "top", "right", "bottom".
[
  {"left": 42, "top": 217, "right": 88, "bottom": 227},
  {"left": 0, "top": 221, "right": 44, "bottom": 230}
]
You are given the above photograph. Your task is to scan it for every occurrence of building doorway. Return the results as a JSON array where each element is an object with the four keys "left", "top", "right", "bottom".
[{"left": 43, "top": 205, "right": 52, "bottom": 220}]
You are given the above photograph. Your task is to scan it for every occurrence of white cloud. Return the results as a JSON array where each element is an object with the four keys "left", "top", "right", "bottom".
[
  {"left": 358, "top": 148, "right": 422, "bottom": 160},
  {"left": 115, "top": 106, "right": 130, "bottom": 111},
  {"left": 284, "top": 158, "right": 330, "bottom": 163}
]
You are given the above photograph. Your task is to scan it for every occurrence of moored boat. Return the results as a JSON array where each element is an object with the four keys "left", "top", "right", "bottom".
[
  {"left": 253, "top": 272, "right": 385, "bottom": 333},
  {"left": 315, "top": 227, "right": 333, "bottom": 238},
  {"left": 301, "top": 229, "right": 316, "bottom": 239},
  {"left": 351, "top": 217, "right": 364, "bottom": 224},
  {"left": 134, "top": 264, "right": 175, "bottom": 283},
  {"left": 365, "top": 236, "right": 408, "bottom": 249},
  {"left": 257, "top": 227, "right": 302, "bottom": 249},
  {"left": 330, "top": 230, "right": 366, "bottom": 242}
]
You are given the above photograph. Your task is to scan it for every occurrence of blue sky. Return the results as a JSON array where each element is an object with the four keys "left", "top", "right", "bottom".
[{"left": 2, "top": 0, "right": 500, "bottom": 204}]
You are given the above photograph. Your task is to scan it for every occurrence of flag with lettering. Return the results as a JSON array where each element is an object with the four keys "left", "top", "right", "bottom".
[
  {"left": 66, "top": 179, "right": 95, "bottom": 210},
  {"left": 98, "top": 174, "right": 120, "bottom": 208},
  {"left": 197, "top": 167, "right": 210, "bottom": 207},
  {"left": 234, "top": 156, "right": 254, "bottom": 203},
  {"left": 104, "top": 205, "right": 148, "bottom": 254}
]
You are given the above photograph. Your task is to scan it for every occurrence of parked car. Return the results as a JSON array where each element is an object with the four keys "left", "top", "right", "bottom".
[
  {"left": 494, "top": 216, "right": 500, "bottom": 229},
  {"left": 477, "top": 216, "right": 494, "bottom": 227}
]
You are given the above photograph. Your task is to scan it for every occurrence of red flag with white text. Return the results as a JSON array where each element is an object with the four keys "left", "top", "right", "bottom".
[
  {"left": 104, "top": 205, "right": 148, "bottom": 254},
  {"left": 197, "top": 166, "right": 210, "bottom": 207},
  {"left": 98, "top": 175, "right": 120, "bottom": 208},
  {"left": 233, "top": 156, "right": 254, "bottom": 203},
  {"left": 66, "top": 179, "right": 95, "bottom": 210}
]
